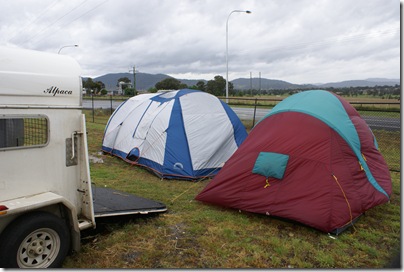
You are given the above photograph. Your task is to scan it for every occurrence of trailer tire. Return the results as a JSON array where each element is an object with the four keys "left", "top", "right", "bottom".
[{"left": 0, "top": 211, "right": 70, "bottom": 268}]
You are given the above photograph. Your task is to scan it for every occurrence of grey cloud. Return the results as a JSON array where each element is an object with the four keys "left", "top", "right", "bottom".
[{"left": 0, "top": 0, "right": 399, "bottom": 84}]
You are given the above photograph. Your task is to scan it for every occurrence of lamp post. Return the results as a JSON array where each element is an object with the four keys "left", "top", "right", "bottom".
[
  {"left": 58, "top": 44, "right": 78, "bottom": 54},
  {"left": 226, "top": 10, "right": 251, "bottom": 103}
]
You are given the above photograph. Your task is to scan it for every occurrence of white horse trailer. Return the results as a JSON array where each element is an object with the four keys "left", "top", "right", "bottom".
[{"left": 0, "top": 47, "right": 166, "bottom": 268}]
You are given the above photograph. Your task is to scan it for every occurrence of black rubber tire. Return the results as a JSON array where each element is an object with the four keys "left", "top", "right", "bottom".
[{"left": 0, "top": 211, "right": 70, "bottom": 268}]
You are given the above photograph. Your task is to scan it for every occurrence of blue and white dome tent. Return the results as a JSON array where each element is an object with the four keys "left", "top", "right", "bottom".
[{"left": 102, "top": 89, "right": 248, "bottom": 180}]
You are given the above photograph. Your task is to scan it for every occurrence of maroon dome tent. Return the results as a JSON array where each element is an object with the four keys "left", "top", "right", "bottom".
[{"left": 196, "top": 90, "right": 392, "bottom": 234}]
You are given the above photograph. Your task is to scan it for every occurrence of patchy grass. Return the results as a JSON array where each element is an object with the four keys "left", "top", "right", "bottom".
[{"left": 63, "top": 111, "right": 400, "bottom": 269}]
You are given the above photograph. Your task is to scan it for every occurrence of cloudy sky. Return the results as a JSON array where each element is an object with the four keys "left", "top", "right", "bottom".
[{"left": 0, "top": 0, "right": 400, "bottom": 84}]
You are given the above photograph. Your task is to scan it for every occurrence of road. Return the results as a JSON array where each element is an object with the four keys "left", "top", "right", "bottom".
[
  {"left": 83, "top": 99, "right": 123, "bottom": 110},
  {"left": 83, "top": 99, "right": 400, "bottom": 131},
  {"left": 230, "top": 107, "right": 400, "bottom": 132}
]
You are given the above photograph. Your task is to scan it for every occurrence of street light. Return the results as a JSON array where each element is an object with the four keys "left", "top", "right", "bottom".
[
  {"left": 226, "top": 10, "right": 251, "bottom": 103},
  {"left": 58, "top": 44, "right": 78, "bottom": 54}
]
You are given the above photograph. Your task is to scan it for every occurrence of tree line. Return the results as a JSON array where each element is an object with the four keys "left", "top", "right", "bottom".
[
  {"left": 82, "top": 75, "right": 234, "bottom": 97},
  {"left": 150, "top": 75, "right": 234, "bottom": 97},
  {"left": 82, "top": 76, "right": 400, "bottom": 101}
]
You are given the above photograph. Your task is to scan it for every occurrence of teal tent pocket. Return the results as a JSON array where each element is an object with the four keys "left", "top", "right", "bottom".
[{"left": 252, "top": 152, "right": 289, "bottom": 179}]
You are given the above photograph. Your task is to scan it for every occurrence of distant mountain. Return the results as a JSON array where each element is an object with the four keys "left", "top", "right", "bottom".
[
  {"left": 318, "top": 79, "right": 400, "bottom": 88},
  {"left": 231, "top": 78, "right": 316, "bottom": 90},
  {"left": 365, "top": 78, "right": 400, "bottom": 83},
  {"left": 91, "top": 72, "right": 399, "bottom": 91}
]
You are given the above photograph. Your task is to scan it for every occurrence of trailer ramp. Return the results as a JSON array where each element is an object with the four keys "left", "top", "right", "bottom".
[{"left": 92, "top": 187, "right": 167, "bottom": 218}]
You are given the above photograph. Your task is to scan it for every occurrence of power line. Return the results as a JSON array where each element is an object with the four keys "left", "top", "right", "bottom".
[
  {"left": 55, "top": 0, "right": 110, "bottom": 31},
  {"left": 24, "top": 0, "right": 110, "bottom": 46},
  {"left": 16, "top": 0, "right": 90, "bottom": 45},
  {"left": 8, "top": 0, "right": 59, "bottom": 43}
]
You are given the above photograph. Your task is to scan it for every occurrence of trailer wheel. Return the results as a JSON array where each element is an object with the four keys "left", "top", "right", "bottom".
[{"left": 0, "top": 211, "right": 70, "bottom": 268}]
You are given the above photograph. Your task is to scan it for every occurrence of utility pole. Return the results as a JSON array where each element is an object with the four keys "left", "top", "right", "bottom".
[
  {"left": 259, "top": 72, "right": 261, "bottom": 95},
  {"left": 250, "top": 72, "right": 252, "bottom": 96},
  {"left": 129, "top": 65, "right": 136, "bottom": 91}
]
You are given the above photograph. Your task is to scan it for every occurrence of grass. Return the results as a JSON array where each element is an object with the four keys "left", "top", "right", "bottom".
[
  {"left": 373, "top": 130, "right": 400, "bottom": 171},
  {"left": 63, "top": 111, "right": 400, "bottom": 269}
]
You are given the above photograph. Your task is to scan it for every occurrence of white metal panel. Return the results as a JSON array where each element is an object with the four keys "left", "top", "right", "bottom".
[
  {"left": 0, "top": 192, "right": 75, "bottom": 216},
  {"left": 0, "top": 108, "right": 84, "bottom": 211},
  {"left": 78, "top": 114, "right": 95, "bottom": 227},
  {"left": 0, "top": 47, "right": 82, "bottom": 107}
]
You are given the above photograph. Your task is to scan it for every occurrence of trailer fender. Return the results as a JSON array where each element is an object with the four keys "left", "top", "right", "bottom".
[{"left": 0, "top": 192, "right": 81, "bottom": 252}]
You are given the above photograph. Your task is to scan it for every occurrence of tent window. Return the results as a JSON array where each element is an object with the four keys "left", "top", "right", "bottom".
[
  {"left": 252, "top": 152, "right": 289, "bottom": 179},
  {"left": 0, "top": 116, "right": 49, "bottom": 150}
]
